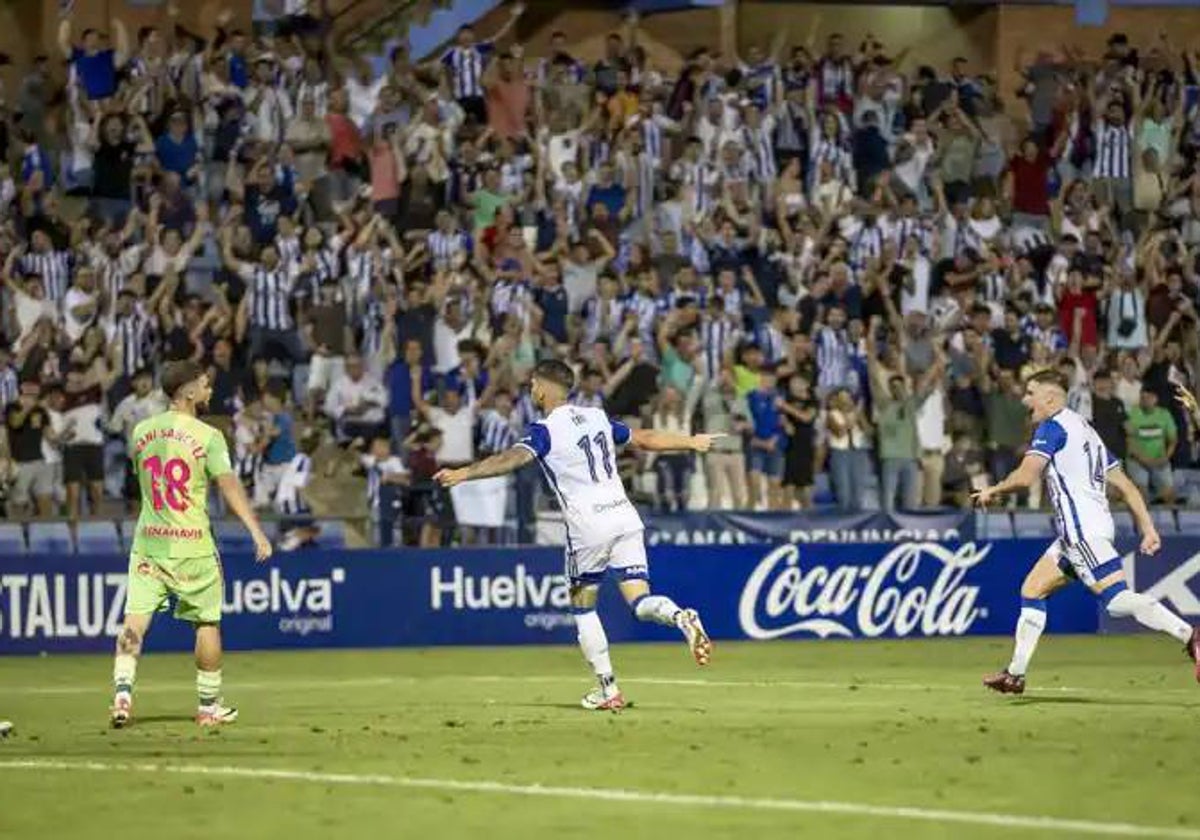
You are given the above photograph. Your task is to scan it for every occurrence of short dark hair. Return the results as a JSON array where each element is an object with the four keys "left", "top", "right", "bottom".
[
  {"left": 1026, "top": 369, "right": 1070, "bottom": 394},
  {"left": 532, "top": 359, "right": 575, "bottom": 392},
  {"left": 162, "top": 360, "right": 205, "bottom": 399}
]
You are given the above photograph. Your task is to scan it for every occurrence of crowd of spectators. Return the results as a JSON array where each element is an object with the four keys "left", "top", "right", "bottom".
[{"left": 2, "top": 1, "right": 1200, "bottom": 545}]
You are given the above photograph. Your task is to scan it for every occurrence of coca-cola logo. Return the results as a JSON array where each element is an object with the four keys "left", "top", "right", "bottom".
[{"left": 738, "top": 542, "right": 990, "bottom": 639}]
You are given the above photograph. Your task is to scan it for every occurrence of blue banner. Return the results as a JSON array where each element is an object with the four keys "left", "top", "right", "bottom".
[
  {"left": 641, "top": 510, "right": 975, "bottom": 546},
  {"left": 1100, "top": 537, "right": 1200, "bottom": 634},
  {"left": 0, "top": 538, "right": 1097, "bottom": 654}
]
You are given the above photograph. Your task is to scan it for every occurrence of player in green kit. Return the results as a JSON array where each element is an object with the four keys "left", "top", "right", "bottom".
[{"left": 111, "top": 360, "right": 273, "bottom": 729}]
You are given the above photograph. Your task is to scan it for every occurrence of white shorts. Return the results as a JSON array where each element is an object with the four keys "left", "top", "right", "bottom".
[
  {"left": 1048, "top": 536, "right": 1124, "bottom": 588},
  {"left": 566, "top": 529, "right": 648, "bottom": 585}
]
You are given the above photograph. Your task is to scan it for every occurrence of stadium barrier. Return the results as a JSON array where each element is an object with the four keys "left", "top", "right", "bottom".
[{"left": 27, "top": 536, "right": 1200, "bottom": 654}]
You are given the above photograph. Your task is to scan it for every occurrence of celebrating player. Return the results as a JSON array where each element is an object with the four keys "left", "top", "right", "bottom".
[
  {"left": 111, "top": 360, "right": 273, "bottom": 728},
  {"left": 972, "top": 369, "right": 1200, "bottom": 694},
  {"left": 435, "top": 359, "right": 717, "bottom": 711}
]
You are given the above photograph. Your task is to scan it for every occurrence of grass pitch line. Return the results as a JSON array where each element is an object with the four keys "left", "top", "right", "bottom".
[
  {"left": 0, "top": 759, "right": 1195, "bottom": 839},
  {"left": 6, "top": 674, "right": 1127, "bottom": 696}
]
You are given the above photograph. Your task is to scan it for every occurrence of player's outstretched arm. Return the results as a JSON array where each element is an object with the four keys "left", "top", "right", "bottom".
[
  {"left": 435, "top": 446, "right": 535, "bottom": 488},
  {"left": 630, "top": 428, "right": 723, "bottom": 453},
  {"left": 971, "top": 453, "right": 1046, "bottom": 508},
  {"left": 1107, "top": 466, "right": 1162, "bottom": 555},
  {"left": 215, "top": 474, "right": 273, "bottom": 562}
]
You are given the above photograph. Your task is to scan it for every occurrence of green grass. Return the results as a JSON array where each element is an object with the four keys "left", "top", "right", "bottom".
[{"left": 1, "top": 636, "right": 1197, "bottom": 839}]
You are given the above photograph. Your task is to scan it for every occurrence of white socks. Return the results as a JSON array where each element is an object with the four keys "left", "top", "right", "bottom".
[
  {"left": 197, "top": 669, "right": 223, "bottom": 707},
  {"left": 633, "top": 594, "right": 682, "bottom": 627},
  {"left": 1008, "top": 599, "right": 1047, "bottom": 677},
  {"left": 1105, "top": 589, "right": 1192, "bottom": 644},
  {"left": 113, "top": 654, "right": 137, "bottom": 695},
  {"left": 573, "top": 610, "right": 614, "bottom": 688}
]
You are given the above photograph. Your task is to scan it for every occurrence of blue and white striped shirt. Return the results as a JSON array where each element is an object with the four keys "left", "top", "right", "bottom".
[
  {"left": 428, "top": 230, "right": 469, "bottom": 271},
  {"left": 21, "top": 250, "right": 72, "bottom": 301},
  {"left": 816, "top": 326, "right": 852, "bottom": 391},
  {"left": 756, "top": 323, "right": 787, "bottom": 365},
  {"left": 243, "top": 264, "right": 297, "bottom": 330},
  {"left": 0, "top": 365, "right": 18, "bottom": 412},
  {"left": 441, "top": 43, "right": 494, "bottom": 99},
  {"left": 700, "top": 316, "right": 741, "bottom": 375},
  {"left": 111, "top": 312, "right": 155, "bottom": 378},
  {"left": 478, "top": 408, "right": 519, "bottom": 454},
  {"left": 1092, "top": 120, "right": 1132, "bottom": 179}
]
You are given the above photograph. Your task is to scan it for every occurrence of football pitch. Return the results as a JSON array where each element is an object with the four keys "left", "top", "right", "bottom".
[{"left": 1, "top": 636, "right": 1197, "bottom": 839}]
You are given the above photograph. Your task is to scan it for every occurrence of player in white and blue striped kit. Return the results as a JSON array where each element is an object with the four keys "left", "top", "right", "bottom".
[
  {"left": 973, "top": 369, "right": 1200, "bottom": 693},
  {"left": 436, "top": 359, "right": 717, "bottom": 711}
]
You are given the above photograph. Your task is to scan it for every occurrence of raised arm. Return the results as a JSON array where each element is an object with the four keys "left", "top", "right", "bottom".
[
  {"left": 434, "top": 445, "right": 534, "bottom": 486},
  {"left": 629, "top": 427, "right": 721, "bottom": 452},
  {"left": 113, "top": 18, "right": 130, "bottom": 67},
  {"left": 58, "top": 18, "right": 73, "bottom": 59}
]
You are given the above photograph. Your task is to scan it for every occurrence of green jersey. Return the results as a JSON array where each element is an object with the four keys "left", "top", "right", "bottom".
[{"left": 129, "top": 411, "right": 233, "bottom": 559}]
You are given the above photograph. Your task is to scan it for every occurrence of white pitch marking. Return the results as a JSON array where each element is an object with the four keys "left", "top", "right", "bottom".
[
  {"left": 0, "top": 759, "right": 1195, "bottom": 839},
  {"left": 4, "top": 673, "right": 1191, "bottom": 697}
]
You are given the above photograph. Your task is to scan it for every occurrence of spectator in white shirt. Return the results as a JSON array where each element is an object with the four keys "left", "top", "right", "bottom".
[
  {"left": 324, "top": 352, "right": 388, "bottom": 443},
  {"left": 62, "top": 267, "right": 100, "bottom": 343},
  {"left": 106, "top": 368, "right": 167, "bottom": 509}
]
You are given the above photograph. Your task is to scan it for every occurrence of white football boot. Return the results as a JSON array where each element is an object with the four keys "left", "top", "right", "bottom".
[{"left": 677, "top": 608, "right": 713, "bottom": 666}]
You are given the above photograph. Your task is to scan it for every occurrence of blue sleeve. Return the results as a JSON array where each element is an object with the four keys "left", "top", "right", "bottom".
[
  {"left": 1105, "top": 445, "right": 1120, "bottom": 471},
  {"left": 1028, "top": 419, "right": 1067, "bottom": 459},
  {"left": 516, "top": 422, "right": 551, "bottom": 458},
  {"left": 610, "top": 419, "right": 632, "bottom": 446}
]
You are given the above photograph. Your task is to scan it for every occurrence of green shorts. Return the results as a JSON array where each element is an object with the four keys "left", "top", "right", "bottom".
[{"left": 125, "top": 553, "right": 224, "bottom": 624}]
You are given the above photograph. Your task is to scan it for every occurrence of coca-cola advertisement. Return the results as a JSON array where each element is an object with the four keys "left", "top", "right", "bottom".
[{"left": 0, "top": 538, "right": 1101, "bottom": 654}]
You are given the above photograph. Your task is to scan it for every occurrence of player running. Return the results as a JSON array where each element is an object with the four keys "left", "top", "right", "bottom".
[
  {"left": 111, "top": 360, "right": 273, "bottom": 728},
  {"left": 435, "top": 359, "right": 717, "bottom": 711},
  {"left": 0, "top": 719, "right": 12, "bottom": 738},
  {"left": 972, "top": 369, "right": 1200, "bottom": 694}
]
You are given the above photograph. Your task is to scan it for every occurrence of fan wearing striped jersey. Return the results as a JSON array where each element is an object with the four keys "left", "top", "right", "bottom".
[
  {"left": 436, "top": 359, "right": 717, "bottom": 711},
  {"left": 972, "top": 369, "right": 1200, "bottom": 693}
]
